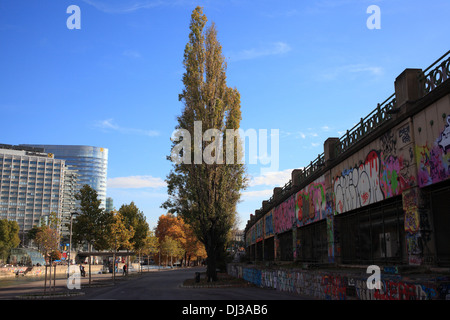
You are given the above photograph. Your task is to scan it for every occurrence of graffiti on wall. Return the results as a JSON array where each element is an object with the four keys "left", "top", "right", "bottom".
[
  {"left": 273, "top": 194, "right": 295, "bottom": 234},
  {"left": 295, "top": 176, "right": 327, "bottom": 227},
  {"left": 334, "top": 150, "right": 384, "bottom": 214},
  {"left": 416, "top": 116, "right": 450, "bottom": 187},
  {"left": 334, "top": 127, "right": 415, "bottom": 215},
  {"left": 227, "top": 265, "right": 446, "bottom": 300},
  {"left": 264, "top": 211, "right": 274, "bottom": 237},
  {"left": 256, "top": 218, "right": 263, "bottom": 242},
  {"left": 403, "top": 188, "right": 420, "bottom": 234}
]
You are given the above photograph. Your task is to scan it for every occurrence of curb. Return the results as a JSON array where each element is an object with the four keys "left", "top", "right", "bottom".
[{"left": 17, "top": 291, "right": 85, "bottom": 300}]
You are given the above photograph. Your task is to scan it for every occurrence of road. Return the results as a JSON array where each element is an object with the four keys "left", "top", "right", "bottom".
[{"left": 67, "top": 267, "right": 306, "bottom": 300}]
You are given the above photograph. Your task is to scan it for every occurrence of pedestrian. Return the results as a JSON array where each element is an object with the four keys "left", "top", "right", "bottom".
[
  {"left": 123, "top": 264, "right": 127, "bottom": 276},
  {"left": 80, "top": 264, "right": 85, "bottom": 277}
]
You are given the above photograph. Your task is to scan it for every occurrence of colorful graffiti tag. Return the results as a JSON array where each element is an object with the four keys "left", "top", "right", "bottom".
[
  {"left": 334, "top": 150, "right": 384, "bottom": 214},
  {"left": 295, "top": 176, "right": 327, "bottom": 227},
  {"left": 227, "top": 265, "right": 447, "bottom": 300},
  {"left": 264, "top": 211, "right": 274, "bottom": 237},
  {"left": 416, "top": 116, "right": 450, "bottom": 187},
  {"left": 273, "top": 194, "right": 295, "bottom": 234},
  {"left": 334, "top": 146, "right": 413, "bottom": 215},
  {"left": 255, "top": 218, "right": 263, "bottom": 242}
]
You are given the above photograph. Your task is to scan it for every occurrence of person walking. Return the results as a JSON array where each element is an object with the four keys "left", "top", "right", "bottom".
[{"left": 79, "top": 264, "right": 86, "bottom": 277}]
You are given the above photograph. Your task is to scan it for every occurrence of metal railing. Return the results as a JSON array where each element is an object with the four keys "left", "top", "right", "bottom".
[
  {"left": 334, "top": 93, "right": 396, "bottom": 157},
  {"left": 418, "top": 50, "right": 450, "bottom": 96}
]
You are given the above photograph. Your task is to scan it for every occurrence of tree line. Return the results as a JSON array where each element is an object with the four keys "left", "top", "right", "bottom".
[{"left": 0, "top": 185, "right": 207, "bottom": 276}]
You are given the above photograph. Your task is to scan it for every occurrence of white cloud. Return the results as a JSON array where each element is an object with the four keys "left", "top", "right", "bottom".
[
  {"left": 107, "top": 175, "right": 166, "bottom": 189},
  {"left": 229, "top": 42, "right": 291, "bottom": 61},
  {"left": 319, "top": 63, "right": 384, "bottom": 81},
  {"left": 249, "top": 168, "right": 294, "bottom": 187},
  {"left": 81, "top": 0, "right": 164, "bottom": 14},
  {"left": 241, "top": 189, "right": 274, "bottom": 199},
  {"left": 95, "top": 118, "right": 159, "bottom": 137}
]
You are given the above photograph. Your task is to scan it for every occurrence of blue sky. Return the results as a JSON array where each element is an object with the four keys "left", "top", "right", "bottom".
[{"left": 1, "top": 0, "right": 449, "bottom": 230}]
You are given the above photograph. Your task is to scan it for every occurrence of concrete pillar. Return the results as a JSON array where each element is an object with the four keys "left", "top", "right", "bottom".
[
  {"left": 323, "top": 137, "right": 340, "bottom": 164},
  {"left": 292, "top": 225, "right": 298, "bottom": 261},
  {"left": 394, "top": 68, "right": 422, "bottom": 108},
  {"left": 291, "top": 169, "right": 303, "bottom": 187},
  {"left": 402, "top": 187, "right": 436, "bottom": 266}
]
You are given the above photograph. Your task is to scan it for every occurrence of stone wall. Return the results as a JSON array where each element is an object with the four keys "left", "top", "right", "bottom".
[{"left": 227, "top": 263, "right": 450, "bottom": 300}]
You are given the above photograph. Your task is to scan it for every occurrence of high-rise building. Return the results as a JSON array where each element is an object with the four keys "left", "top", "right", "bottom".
[
  {"left": 0, "top": 144, "right": 66, "bottom": 240},
  {"left": 22, "top": 145, "right": 108, "bottom": 208},
  {"left": 105, "top": 197, "right": 113, "bottom": 213},
  {"left": 60, "top": 166, "right": 78, "bottom": 239}
]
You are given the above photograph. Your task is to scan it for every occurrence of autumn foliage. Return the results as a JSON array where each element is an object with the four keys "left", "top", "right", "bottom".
[{"left": 155, "top": 213, "right": 206, "bottom": 266}]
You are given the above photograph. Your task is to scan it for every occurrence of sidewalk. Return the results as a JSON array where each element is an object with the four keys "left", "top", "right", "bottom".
[{"left": 0, "top": 271, "right": 149, "bottom": 300}]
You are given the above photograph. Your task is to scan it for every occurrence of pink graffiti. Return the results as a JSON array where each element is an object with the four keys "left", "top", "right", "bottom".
[
  {"left": 273, "top": 194, "right": 296, "bottom": 234},
  {"left": 416, "top": 144, "right": 450, "bottom": 187}
]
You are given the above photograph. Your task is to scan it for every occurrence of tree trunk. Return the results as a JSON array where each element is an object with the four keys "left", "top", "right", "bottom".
[
  {"left": 206, "top": 241, "right": 218, "bottom": 282},
  {"left": 88, "top": 244, "right": 92, "bottom": 285}
]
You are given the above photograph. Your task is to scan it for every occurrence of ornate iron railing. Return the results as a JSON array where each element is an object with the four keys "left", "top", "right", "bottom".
[
  {"left": 334, "top": 93, "right": 396, "bottom": 157},
  {"left": 418, "top": 50, "right": 450, "bottom": 96}
]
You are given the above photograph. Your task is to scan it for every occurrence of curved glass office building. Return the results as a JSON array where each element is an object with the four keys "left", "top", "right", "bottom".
[{"left": 22, "top": 145, "right": 108, "bottom": 208}]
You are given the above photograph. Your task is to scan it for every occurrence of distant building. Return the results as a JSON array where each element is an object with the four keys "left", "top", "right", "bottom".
[
  {"left": 60, "top": 166, "right": 78, "bottom": 239},
  {"left": 0, "top": 144, "right": 66, "bottom": 241},
  {"left": 105, "top": 197, "right": 113, "bottom": 212},
  {"left": 22, "top": 145, "right": 108, "bottom": 208}
]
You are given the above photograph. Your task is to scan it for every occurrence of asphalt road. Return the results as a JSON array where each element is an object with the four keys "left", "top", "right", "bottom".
[{"left": 67, "top": 267, "right": 306, "bottom": 300}]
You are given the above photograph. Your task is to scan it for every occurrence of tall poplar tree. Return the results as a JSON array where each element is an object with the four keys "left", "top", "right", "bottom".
[{"left": 162, "top": 6, "right": 246, "bottom": 281}]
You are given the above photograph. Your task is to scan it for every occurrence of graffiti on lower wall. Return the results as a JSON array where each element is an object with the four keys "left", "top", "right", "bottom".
[
  {"left": 227, "top": 265, "right": 450, "bottom": 300},
  {"left": 416, "top": 116, "right": 450, "bottom": 187}
]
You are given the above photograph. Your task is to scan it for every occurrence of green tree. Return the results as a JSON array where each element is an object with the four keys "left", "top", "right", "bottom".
[
  {"left": 0, "top": 219, "right": 20, "bottom": 263},
  {"left": 27, "top": 225, "right": 42, "bottom": 243},
  {"left": 35, "top": 226, "right": 60, "bottom": 262},
  {"left": 72, "top": 184, "right": 108, "bottom": 284},
  {"left": 160, "top": 236, "right": 183, "bottom": 267},
  {"left": 119, "top": 202, "right": 149, "bottom": 254},
  {"left": 162, "top": 6, "right": 247, "bottom": 281},
  {"left": 104, "top": 210, "right": 134, "bottom": 280},
  {"left": 140, "top": 230, "right": 159, "bottom": 271}
]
